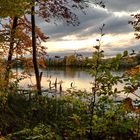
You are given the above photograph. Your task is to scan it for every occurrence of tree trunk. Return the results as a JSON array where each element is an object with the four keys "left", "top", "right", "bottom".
[
  {"left": 31, "top": 2, "right": 41, "bottom": 95},
  {"left": 5, "top": 16, "right": 18, "bottom": 82}
]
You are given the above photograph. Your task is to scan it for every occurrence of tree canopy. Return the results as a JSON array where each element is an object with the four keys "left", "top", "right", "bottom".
[{"left": 0, "top": 0, "right": 30, "bottom": 17}]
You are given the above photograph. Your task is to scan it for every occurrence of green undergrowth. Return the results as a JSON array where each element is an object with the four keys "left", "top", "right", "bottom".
[{"left": 0, "top": 89, "right": 139, "bottom": 140}]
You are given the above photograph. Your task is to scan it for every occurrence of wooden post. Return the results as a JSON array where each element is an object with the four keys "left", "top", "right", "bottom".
[
  {"left": 54, "top": 78, "right": 57, "bottom": 91},
  {"left": 39, "top": 72, "right": 43, "bottom": 82},
  {"left": 49, "top": 80, "right": 51, "bottom": 90},
  {"left": 59, "top": 83, "right": 62, "bottom": 95},
  {"left": 29, "top": 91, "right": 31, "bottom": 102}
]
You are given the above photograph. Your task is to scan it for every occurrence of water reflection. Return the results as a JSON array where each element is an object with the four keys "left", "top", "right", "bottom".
[
  {"left": 13, "top": 67, "right": 139, "bottom": 100},
  {"left": 14, "top": 67, "right": 93, "bottom": 92},
  {"left": 46, "top": 67, "right": 82, "bottom": 78}
]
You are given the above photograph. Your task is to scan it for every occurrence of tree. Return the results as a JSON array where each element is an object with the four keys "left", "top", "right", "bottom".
[
  {"left": 123, "top": 50, "right": 128, "bottom": 57},
  {"left": 31, "top": 0, "right": 42, "bottom": 94},
  {"left": 0, "top": 0, "right": 29, "bottom": 82},
  {"left": 30, "top": 0, "right": 105, "bottom": 94},
  {"left": 5, "top": 17, "right": 18, "bottom": 82},
  {"left": 0, "top": 0, "right": 27, "bottom": 18},
  {"left": 0, "top": 16, "right": 48, "bottom": 88},
  {"left": 0, "top": 0, "right": 105, "bottom": 94},
  {"left": 129, "top": 13, "right": 140, "bottom": 39},
  {"left": 0, "top": 2, "right": 48, "bottom": 93},
  {"left": 66, "top": 55, "right": 78, "bottom": 66}
]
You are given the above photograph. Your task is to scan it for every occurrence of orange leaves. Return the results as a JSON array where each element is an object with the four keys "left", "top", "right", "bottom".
[
  {"left": 122, "top": 97, "right": 134, "bottom": 112},
  {"left": 38, "top": 58, "right": 47, "bottom": 68},
  {"left": 122, "top": 97, "right": 140, "bottom": 114},
  {"left": 19, "top": 57, "right": 47, "bottom": 69},
  {"left": 125, "top": 65, "right": 140, "bottom": 76},
  {"left": 35, "top": 26, "right": 49, "bottom": 42},
  {"left": 129, "top": 13, "right": 140, "bottom": 39},
  {"left": 38, "top": 0, "right": 81, "bottom": 26},
  {"left": 1, "top": 16, "right": 49, "bottom": 56}
]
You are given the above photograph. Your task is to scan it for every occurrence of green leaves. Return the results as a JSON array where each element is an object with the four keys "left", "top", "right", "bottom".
[
  {"left": 6, "top": 124, "right": 56, "bottom": 140},
  {"left": 0, "top": 0, "right": 29, "bottom": 17}
]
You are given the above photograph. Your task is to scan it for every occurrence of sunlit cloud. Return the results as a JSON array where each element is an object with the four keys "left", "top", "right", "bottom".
[
  {"left": 42, "top": 32, "right": 139, "bottom": 57},
  {"left": 61, "top": 35, "right": 78, "bottom": 41},
  {"left": 39, "top": 1, "right": 140, "bottom": 57},
  {"left": 42, "top": 39, "right": 94, "bottom": 52},
  {"left": 103, "top": 33, "right": 135, "bottom": 46},
  {"left": 113, "top": 12, "right": 130, "bottom": 17}
]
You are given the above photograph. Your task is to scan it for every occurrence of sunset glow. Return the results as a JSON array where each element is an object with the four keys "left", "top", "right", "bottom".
[
  {"left": 38, "top": 1, "right": 140, "bottom": 57},
  {"left": 42, "top": 32, "right": 139, "bottom": 56}
]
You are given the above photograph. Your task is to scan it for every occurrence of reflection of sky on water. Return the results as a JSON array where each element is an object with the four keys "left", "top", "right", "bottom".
[
  {"left": 18, "top": 68, "right": 94, "bottom": 92},
  {"left": 13, "top": 68, "right": 140, "bottom": 100}
]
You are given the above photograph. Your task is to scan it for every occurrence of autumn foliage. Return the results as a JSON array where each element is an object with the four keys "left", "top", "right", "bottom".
[{"left": 129, "top": 14, "right": 140, "bottom": 39}]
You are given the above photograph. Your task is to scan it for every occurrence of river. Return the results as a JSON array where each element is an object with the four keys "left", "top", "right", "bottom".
[{"left": 12, "top": 67, "right": 139, "bottom": 100}]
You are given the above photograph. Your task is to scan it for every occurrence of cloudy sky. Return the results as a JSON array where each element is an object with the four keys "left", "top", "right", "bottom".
[{"left": 38, "top": 0, "right": 140, "bottom": 57}]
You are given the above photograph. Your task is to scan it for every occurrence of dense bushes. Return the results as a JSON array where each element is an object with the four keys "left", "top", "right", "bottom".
[{"left": 0, "top": 89, "right": 139, "bottom": 139}]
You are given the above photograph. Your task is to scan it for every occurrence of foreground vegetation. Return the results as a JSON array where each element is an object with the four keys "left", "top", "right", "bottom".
[
  {"left": 0, "top": 63, "right": 140, "bottom": 140},
  {"left": 0, "top": 89, "right": 139, "bottom": 140},
  {"left": 0, "top": 25, "right": 140, "bottom": 140}
]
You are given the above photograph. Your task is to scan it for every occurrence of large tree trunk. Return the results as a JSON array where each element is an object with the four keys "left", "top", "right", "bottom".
[
  {"left": 5, "top": 16, "right": 18, "bottom": 82},
  {"left": 31, "top": 2, "right": 41, "bottom": 95}
]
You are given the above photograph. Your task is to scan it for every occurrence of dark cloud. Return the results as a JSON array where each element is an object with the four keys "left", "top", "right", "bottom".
[
  {"left": 36, "top": 1, "right": 140, "bottom": 56},
  {"left": 104, "top": 42, "right": 140, "bottom": 57},
  {"left": 105, "top": 15, "right": 132, "bottom": 34},
  {"left": 106, "top": 0, "right": 140, "bottom": 12},
  {"left": 38, "top": 6, "right": 132, "bottom": 41},
  {"left": 48, "top": 50, "right": 92, "bottom": 58},
  {"left": 37, "top": 6, "right": 110, "bottom": 40}
]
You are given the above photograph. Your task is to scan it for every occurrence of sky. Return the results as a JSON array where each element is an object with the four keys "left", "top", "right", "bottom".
[{"left": 38, "top": 0, "right": 140, "bottom": 57}]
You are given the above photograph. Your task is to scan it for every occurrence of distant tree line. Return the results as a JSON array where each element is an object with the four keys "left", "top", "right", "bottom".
[
  {"left": 46, "top": 55, "right": 90, "bottom": 67},
  {"left": 11, "top": 51, "right": 140, "bottom": 69},
  {"left": 46, "top": 52, "right": 140, "bottom": 69}
]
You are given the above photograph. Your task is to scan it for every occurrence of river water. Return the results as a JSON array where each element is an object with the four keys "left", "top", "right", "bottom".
[{"left": 12, "top": 67, "right": 139, "bottom": 100}]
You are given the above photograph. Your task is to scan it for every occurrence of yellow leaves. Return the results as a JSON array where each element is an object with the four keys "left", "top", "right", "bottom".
[
  {"left": 122, "top": 97, "right": 140, "bottom": 114},
  {"left": 122, "top": 97, "right": 134, "bottom": 112},
  {"left": 0, "top": 137, "right": 5, "bottom": 140},
  {"left": 66, "top": 55, "right": 77, "bottom": 66},
  {"left": 0, "top": 35, "right": 5, "bottom": 43},
  {"left": 0, "top": 92, "right": 8, "bottom": 107},
  {"left": 11, "top": 73, "right": 19, "bottom": 79},
  {"left": 69, "top": 114, "right": 87, "bottom": 137},
  {"left": 125, "top": 65, "right": 140, "bottom": 76},
  {"left": 70, "top": 114, "right": 81, "bottom": 125},
  {"left": 0, "top": 0, "right": 29, "bottom": 17},
  {"left": 20, "top": 57, "right": 47, "bottom": 69},
  {"left": 76, "top": 127, "right": 86, "bottom": 137},
  {"left": 122, "top": 55, "right": 136, "bottom": 63},
  {"left": 0, "top": 60, "right": 7, "bottom": 87},
  {"left": 35, "top": 26, "right": 49, "bottom": 42},
  {"left": 38, "top": 58, "right": 47, "bottom": 69}
]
